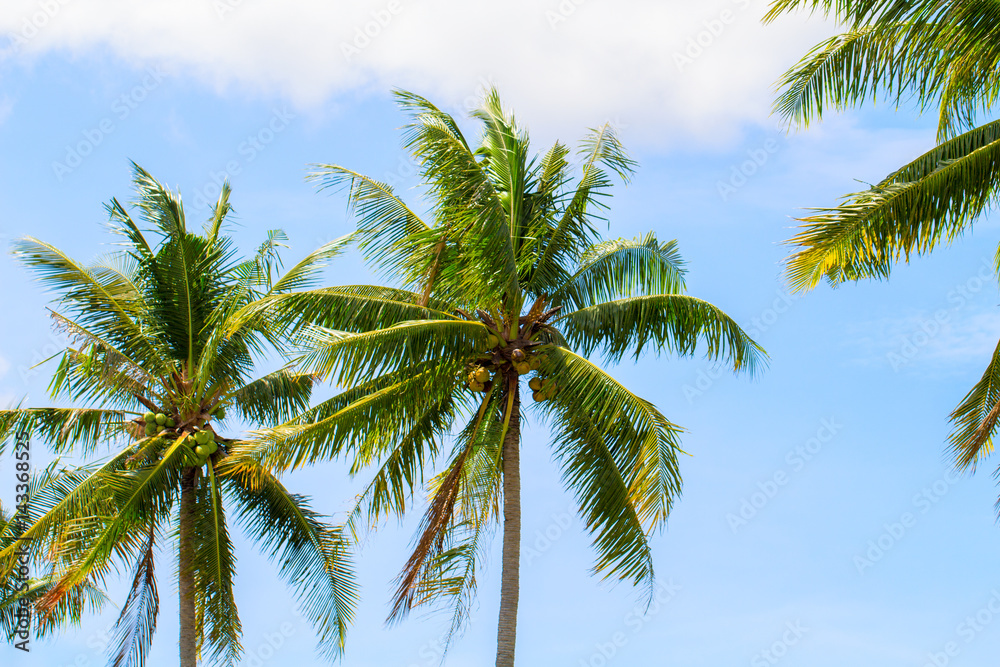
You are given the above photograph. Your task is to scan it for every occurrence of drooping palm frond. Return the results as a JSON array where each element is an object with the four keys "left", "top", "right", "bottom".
[
  {"left": 192, "top": 467, "right": 241, "bottom": 667},
  {"left": 108, "top": 525, "right": 158, "bottom": 667},
  {"left": 386, "top": 386, "right": 502, "bottom": 623},
  {"left": 218, "top": 461, "right": 357, "bottom": 661},
  {"left": 537, "top": 346, "right": 684, "bottom": 590},
  {"left": 0, "top": 408, "right": 132, "bottom": 456},
  {"left": 342, "top": 393, "right": 457, "bottom": 542},
  {"left": 556, "top": 294, "right": 766, "bottom": 372}
]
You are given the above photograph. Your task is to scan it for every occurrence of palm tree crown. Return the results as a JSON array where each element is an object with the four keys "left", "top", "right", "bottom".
[
  {"left": 768, "top": 0, "right": 1000, "bottom": 478},
  {"left": 241, "top": 90, "right": 766, "bottom": 666},
  {"left": 0, "top": 165, "right": 357, "bottom": 667}
]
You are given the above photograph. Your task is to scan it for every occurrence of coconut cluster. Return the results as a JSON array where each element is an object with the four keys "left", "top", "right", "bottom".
[
  {"left": 528, "top": 375, "right": 557, "bottom": 402},
  {"left": 132, "top": 404, "right": 227, "bottom": 468},
  {"left": 142, "top": 411, "right": 176, "bottom": 436},
  {"left": 463, "top": 335, "right": 557, "bottom": 402},
  {"left": 188, "top": 428, "right": 218, "bottom": 466}
]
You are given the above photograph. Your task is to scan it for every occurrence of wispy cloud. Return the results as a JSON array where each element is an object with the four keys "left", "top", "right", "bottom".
[{"left": 845, "top": 310, "right": 1000, "bottom": 375}]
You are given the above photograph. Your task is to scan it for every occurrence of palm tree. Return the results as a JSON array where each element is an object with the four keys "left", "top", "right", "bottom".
[
  {"left": 238, "top": 90, "right": 766, "bottom": 666},
  {"left": 0, "top": 165, "right": 357, "bottom": 666},
  {"left": 766, "top": 1, "right": 1000, "bottom": 478}
]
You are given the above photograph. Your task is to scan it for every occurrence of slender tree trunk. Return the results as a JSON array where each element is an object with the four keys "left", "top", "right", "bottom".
[
  {"left": 495, "top": 379, "right": 521, "bottom": 667},
  {"left": 178, "top": 467, "right": 198, "bottom": 667}
]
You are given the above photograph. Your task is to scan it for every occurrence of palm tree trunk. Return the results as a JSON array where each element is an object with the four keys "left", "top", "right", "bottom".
[
  {"left": 178, "top": 467, "right": 198, "bottom": 667},
  {"left": 495, "top": 380, "right": 521, "bottom": 667}
]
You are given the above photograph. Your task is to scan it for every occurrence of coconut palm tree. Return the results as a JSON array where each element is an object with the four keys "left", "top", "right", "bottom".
[
  {"left": 237, "top": 90, "right": 766, "bottom": 667},
  {"left": 0, "top": 164, "right": 357, "bottom": 666},
  {"left": 766, "top": 0, "right": 1000, "bottom": 476}
]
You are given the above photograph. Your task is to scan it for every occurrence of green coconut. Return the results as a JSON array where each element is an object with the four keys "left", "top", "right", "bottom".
[
  {"left": 528, "top": 377, "right": 543, "bottom": 391},
  {"left": 195, "top": 444, "right": 211, "bottom": 458},
  {"left": 144, "top": 424, "right": 157, "bottom": 436},
  {"left": 143, "top": 411, "right": 156, "bottom": 423},
  {"left": 215, "top": 406, "right": 226, "bottom": 420},
  {"left": 194, "top": 430, "right": 209, "bottom": 445},
  {"left": 205, "top": 440, "right": 219, "bottom": 455},
  {"left": 532, "top": 390, "right": 545, "bottom": 402},
  {"left": 511, "top": 349, "right": 526, "bottom": 363},
  {"left": 527, "top": 356, "right": 541, "bottom": 371},
  {"left": 486, "top": 334, "right": 500, "bottom": 348},
  {"left": 165, "top": 417, "right": 176, "bottom": 428},
  {"left": 514, "top": 362, "right": 530, "bottom": 375},
  {"left": 474, "top": 367, "right": 490, "bottom": 383},
  {"left": 155, "top": 413, "right": 167, "bottom": 425}
]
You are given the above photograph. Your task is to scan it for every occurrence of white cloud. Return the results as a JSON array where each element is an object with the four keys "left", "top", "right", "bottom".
[{"left": 0, "top": 0, "right": 836, "bottom": 145}]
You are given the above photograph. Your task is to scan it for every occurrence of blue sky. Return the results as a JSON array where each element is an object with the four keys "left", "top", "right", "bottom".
[{"left": 3, "top": 1, "right": 1000, "bottom": 666}]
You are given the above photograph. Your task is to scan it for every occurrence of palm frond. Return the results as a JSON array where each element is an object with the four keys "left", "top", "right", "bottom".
[
  {"left": 556, "top": 294, "right": 766, "bottom": 373},
  {"left": 309, "top": 166, "right": 429, "bottom": 284},
  {"left": 294, "top": 319, "right": 490, "bottom": 387},
  {"left": 108, "top": 525, "right": 158, "bottom": 667},
  {"left": 949, "top": 337, "right": 1000, "bottom": 471},
  {"left": 0, "top": 408, "right": 132, "bottom": 456},
  {"left": 551, "top": 234, "right": 687, "bottom": 311},
  {"left": 251, "top": 361, "right": 460, "bottom": 473},
  {"left": 219, "top": 463, "right": 357, "bottom": 661},
  {"left": 193, "top": 467, "right": 241, "bottom": 667},
  {"left": 528, "top": 123, "right": 635, "bottom": 294},
  {"left": 536, "top": 347, "right": 684, "bottom": 589},
  {"left": 784, "top": 120, "right": 1000, "bottom": 291}
]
